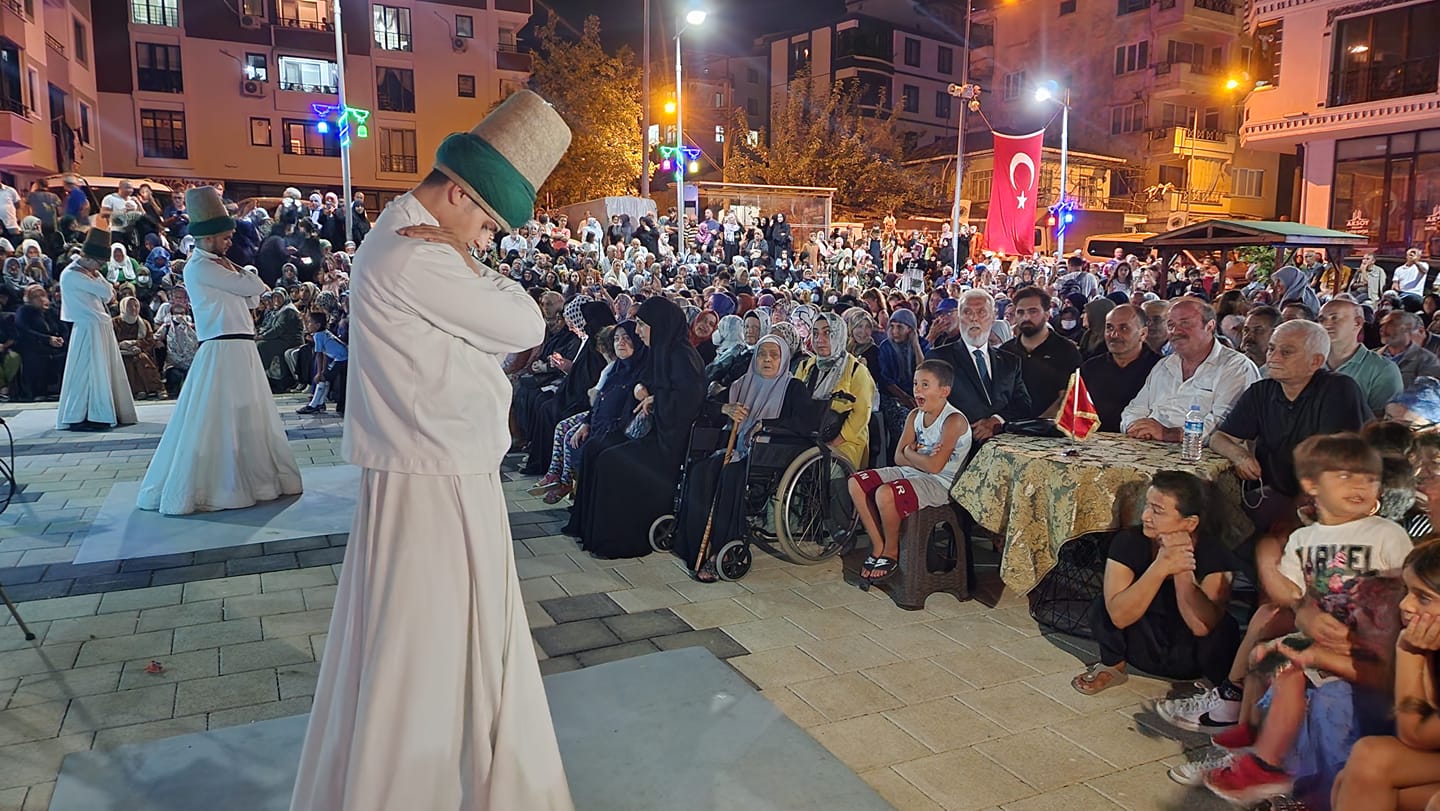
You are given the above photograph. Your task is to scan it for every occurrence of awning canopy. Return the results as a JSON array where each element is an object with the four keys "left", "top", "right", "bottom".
[{"left": 1141, "top": 219, "right": 1370, "bottom": 251}]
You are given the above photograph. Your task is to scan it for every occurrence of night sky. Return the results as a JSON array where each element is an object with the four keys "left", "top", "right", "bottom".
[{"left": 531, "top": 0, "right": 846, "bottom": 55}]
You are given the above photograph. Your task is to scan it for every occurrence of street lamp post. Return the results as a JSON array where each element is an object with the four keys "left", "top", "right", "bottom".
[
  {"left": 640, "top": 0, "right": 651, "bottom": 200},
  {"left": 946, "top": 4, "right": 976, "bottom": 259},
  {"left": 1035, "top": 83, "right": 1071, "bottom": 260},
  {"left": 674, "top": 8, "right": 706, "bottom": 254},
  {"left": 333, "top": 0, "right": 353, "bottom": 246}
]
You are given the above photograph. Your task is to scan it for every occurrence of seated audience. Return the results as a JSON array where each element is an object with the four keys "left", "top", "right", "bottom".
[
  {"left": 112, "top": 296, "right": 164, "bottom": 400},
  {"left": 1240, "top": 305, "right": 1281, "bottom": 370},
  {"left": 794, "top": 311, "right": 874, "bottom": 469},
  {"left": 927, "top": 288, "right": 1031, "bottom": 440},
  {"left": 1321, "top": 298, "right": 1403, "bottom": 417},
  {"left": 296, "top": 310, "right": 349, "bottom": 416},
  {"left": 14, "top": 284, "right": 64, "bottom": 400},
  {"left": 1381, "top": 311, "right": 1440, "bottom": 387},
  {"left": 1000, "top": 286, "right": 1082, "bottom": 418},
  {"left": 876, "top": 307, "right": 925, "bottom": 454},
  {"left": 1079, "top": 304, "right": 1161, "bottom": 433}
]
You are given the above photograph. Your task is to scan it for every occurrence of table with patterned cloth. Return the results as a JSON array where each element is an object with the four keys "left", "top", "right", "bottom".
[{"left": 950, "top": 433, "right": 1252, "bottom": 595}]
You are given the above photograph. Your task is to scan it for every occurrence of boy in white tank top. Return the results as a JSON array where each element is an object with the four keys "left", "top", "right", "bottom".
[{"left": 847, "top": 359, "right": 972, "bottom": 582}]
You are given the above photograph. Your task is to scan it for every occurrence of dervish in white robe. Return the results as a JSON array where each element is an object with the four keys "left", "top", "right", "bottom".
[
  {"left": 56, "top": 261, "right": 136, "bottom": 429},
  {"left": 137, "top": 248, "right": 302, "bottom": 514},
  {"left": 290, "top": 193, "right": 574, "bottom": 811}
]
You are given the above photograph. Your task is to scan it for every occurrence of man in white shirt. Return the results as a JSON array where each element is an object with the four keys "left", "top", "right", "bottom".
[
  {"left": 499, "top": 225, "right": 530, "bottom": 258},
  {"left": 101, "top": 180, "right": 138, "bottom": 235},
  {"left": 0, "top": 180, "right": 20, "bottom": 238},
  {"left": 1121, "top": 296, "right": 1260, "bottom": 443},
  {"left": 1394, "top": 248, "right": 1429, "bottom": 303}
]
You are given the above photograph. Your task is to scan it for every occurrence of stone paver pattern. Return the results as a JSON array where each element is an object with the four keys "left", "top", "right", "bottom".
[{"left": 0, "top": 398, "right": 1230, "bottom": 811}]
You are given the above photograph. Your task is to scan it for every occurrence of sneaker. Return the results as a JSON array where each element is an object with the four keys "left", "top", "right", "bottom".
[
  {"left": 297, "top": 404, "right": 325, "bottom": 415},
  {"left": 1154, "top": 686, "right": 1240, "bottom": 733},
  {"left": 1211, "top": 723, "right": 1258, "bottom": 750},
  {"left": 1168, "top": 747, "right": 1234, "bottom": 786},
  {"left": 1204, "top": 753, "right": 1294, "bottom": 806}
]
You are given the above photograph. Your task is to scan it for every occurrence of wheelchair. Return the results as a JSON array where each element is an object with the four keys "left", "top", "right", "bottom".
[{"left": 647, "top": 399, "right": 862, "bottom": 581}]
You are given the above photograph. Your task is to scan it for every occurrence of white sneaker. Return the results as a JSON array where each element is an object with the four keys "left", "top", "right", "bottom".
[
  {"left": 1153, "top": 686, "right": 1240, "bottom": 733},
  {"left": 1167, "top": 747, "right": 1234, "bottom": 786}
]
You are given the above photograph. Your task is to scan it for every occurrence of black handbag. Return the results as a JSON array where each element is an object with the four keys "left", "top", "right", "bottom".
[
  {"left": 1027, "top": 532, "right": 1112, "bottom": 638},
  {"left": 1005, "top": 418, "right": 1063, "bottom": 438}
]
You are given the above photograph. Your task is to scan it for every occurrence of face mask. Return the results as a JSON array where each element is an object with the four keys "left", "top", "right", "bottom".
[{"left": 1061, "top": 320, "right": 1077, "bottom": 330}]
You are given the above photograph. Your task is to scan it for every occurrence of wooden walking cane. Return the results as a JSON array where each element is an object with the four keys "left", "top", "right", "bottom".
[{"left": 694, "top": 419, "right": 743, "bottom": 572}]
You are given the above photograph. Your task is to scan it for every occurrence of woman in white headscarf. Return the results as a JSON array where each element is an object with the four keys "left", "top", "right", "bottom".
[
  {"left": 105, "top": 243, "right": 141, "bottom": 286},
  {"left": 674, "top": 335, "right": 809, "bottom": 581},
  {"left": 742, "top": 307, "right": 771, "bottom": 347},
  {"left": 705, "top": 312, "right": 751, "bottom": 391},
  {"left": 794, "top": 310, "right": 875, "bottom": 469}
]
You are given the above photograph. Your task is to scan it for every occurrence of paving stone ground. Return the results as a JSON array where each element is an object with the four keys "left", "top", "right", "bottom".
[{"left": 0, "top": 396, "right": 1231, "bottom": 811}]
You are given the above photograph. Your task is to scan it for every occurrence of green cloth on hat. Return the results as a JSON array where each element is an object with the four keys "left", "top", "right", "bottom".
[
  {"left": 435, "top": 132, "right": 536, "bottom": 231},
  {"left": 189, "top": 213, "right": 236, "bottom": 238}
]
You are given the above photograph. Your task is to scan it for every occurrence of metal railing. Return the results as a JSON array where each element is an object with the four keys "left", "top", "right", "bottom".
[
  {"left": 375, "top": 32, "right": 411, "bottom": 52},
  {"left": 284, "top": 144, "right": 339, "bottom": 158},
  {"left": 380, "top": 154, "right": 417, "bottom": 173},
  {"left": 0, "top": 0, "right": 26, "bottom": 19},
  {"left": 1194, "top": 0, "right": 1235, "bottom": 13},
  {"left": 278, "top": 80, "right": 337, "bottom": 94},
  {"left": 44, "top": 33, "right": 63, "bottom": 56},
  {"left": 0, "top": 96, "right": 25, "bottom": 116},
  {"left": 1154, "top": 60, "right": 1219, "bottom": 76},
  {"left": 274, "top": 15, "right": 334, "bottom": 32}
]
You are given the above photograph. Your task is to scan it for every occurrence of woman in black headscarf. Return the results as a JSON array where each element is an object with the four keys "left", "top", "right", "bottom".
[
  {"left": 566, "top": 296, "right": 706, "bottom": 558},
  {"left": 522, "top": 300, "right": 616, "bottom": 475}
]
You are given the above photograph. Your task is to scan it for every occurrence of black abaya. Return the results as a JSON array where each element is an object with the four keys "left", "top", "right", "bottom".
[{"left": 523, "top": 304, "right": 615, "bottom": 474}]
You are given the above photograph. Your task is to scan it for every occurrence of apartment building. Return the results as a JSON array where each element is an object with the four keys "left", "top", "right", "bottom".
[
  {"left": 1240, "top": 0, "right": 1440, "bottom": 258},
  {"left": 973, "top": 0, "right": 1289, "bottom": 231},
  {"left": 758, "top": 0, "right": 966, "bottom": 153},
  {"left": 94, "top": 0, "right": 531, "bottom": 205},
  {"left": 0, "top": 0, "right": 103, "bottom": 184}
]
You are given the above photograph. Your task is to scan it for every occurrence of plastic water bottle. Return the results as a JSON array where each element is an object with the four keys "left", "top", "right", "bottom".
[{"left": 1181, "top": 404, "right": 1204, "bottom": 463}]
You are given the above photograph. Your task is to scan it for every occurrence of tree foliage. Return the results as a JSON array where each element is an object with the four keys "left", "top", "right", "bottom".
[
  {"left": 527, "top": 16, "right": 641, "bottom": 206},
  {"left": 722, "top": 68, "right": 923, "bottom": 215}
]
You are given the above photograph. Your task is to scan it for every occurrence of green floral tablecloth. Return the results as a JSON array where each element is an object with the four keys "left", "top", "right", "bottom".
[{"left": 950, "top": 434, "right": 1251, "bottom": 595}]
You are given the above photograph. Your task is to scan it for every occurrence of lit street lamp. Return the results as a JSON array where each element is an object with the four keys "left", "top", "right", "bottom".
[
  {"left": 944, "top": 3, "right": 978, "bottom": 264},
  {"left": 674, "top": 6, "right": 707, "bottom": 252},
  {"left": 1035, "top": 81, "right": 1071, "bottom": 260}
]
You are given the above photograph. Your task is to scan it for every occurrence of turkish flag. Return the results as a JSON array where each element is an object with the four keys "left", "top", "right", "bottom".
[
  {"left": 985, "top": 129, "right": 1045, "bottom": 256},
  {"left": 1057, "top": 371, "right": 1100, "bottom": 441}
]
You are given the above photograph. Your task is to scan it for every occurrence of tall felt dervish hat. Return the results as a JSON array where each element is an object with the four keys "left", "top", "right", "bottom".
[
  {"left": 81, "top": 227, "right": 112, "bottom": 262},
  {"left": 433, "top": 89, "right": 572, "bottom": 233},
  {"left": 186, "top": 186, "right": 235, "bottom": 237}
]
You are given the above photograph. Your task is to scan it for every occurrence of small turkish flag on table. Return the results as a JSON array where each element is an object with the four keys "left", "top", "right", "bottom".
[
  {"left": 985, "top": 129, "right": 1045, "bottom": 256},
  {"left": 1057, "top": 371, "right": 1100, "bottom": 441}
]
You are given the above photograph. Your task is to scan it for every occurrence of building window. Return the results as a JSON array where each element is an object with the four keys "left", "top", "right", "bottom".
[
  {"left": 746, "top": 98, "right": 759, "bottom": 117},
  {"left": 788, "top": 39, "right": 811, "bottom": 76},
  {"left": 498, "top": 28, "right": 518, "bottom": 52},
  {"left": 903, "top": 38, "right": 921, "bottom": 67},
  {"left": 131, "top": 0, "right": 179, "bottom": 27},
  {"left": 1231, "top": 167, "right": 1263, "bottom": 198},
  {"left": 78, "top": 102, "right": 91, "bottom": 144},
  {"left": 1110, "top": 101, "right": 1144, "bottom": 134},
  {"left": 379, "top": 127, "right": 417, "bottom": 173},
  {"left": 901, "top": 84, "right": 919, "bottom": 113},
  {"left": 1201, "top": 106, "right": 1220, "bottom": 131},
  {"left": 136, "top": 43, "right": 183, "bottom": 93},
  {"left": 373, "top": 5, "right": 412, "bottom": 52},
  {"left": 73, "top": 20, "right": 87, "bottom": 67},
  {"left": 965, "top": 169, "right": 992, "bottom": 202},
  {"left": 746, "top": 67, "right": 759, "bottom": 83},
  {"left": 713, "top": 91, "right": 723, "bottom": 108},
  {"left": 1158, "top": 164, "right": 1186, "bottom": 188},
  {"left": 282, "top": 117, "right": 339, "bottom": 157},
  {"left": 935, "top": 90, "right": 951, "bottom": 119},
  {"left": 1060, "top": 0, "right": 1077, "bottom": 14},
  {"left": 376, "top": 66, "right": 415, "bottom": 113},
  {"left": 275, "top": 0, "right": 330, "bottom": 30},
  {"left": 250, "top": 116, "right": 271, "bottom": 146},
  {"left": 1114, "top": 41, "right": 1149, "bottom": 75},
  {"left": 1331, "top": 129, "right": 1440, "bottom": 255},
  {"left": 278, "top": 56, "right": 337, "bottom": 93},
  {"left": 245, "top": 53, "right": 268, "bottom": 82},
  {"left": 458, "top": 74, "right": 475, "bottom": 98},
  {"left": 1160, "top": 102, "right": 1197, "bottom": 129},
  {"left": 1329, "top": 3, "right": 1440, "bottom": 108},
  {"left": 140, "top": 108, "right": 187, "bottom": 159},
  {"left": 715, "top": 125, "right": 724, "bottom": 143},
  {"left": 1166, "top": 40, "right": 1206, "bottom": 65},
  {"left": 455, "top": 14, "right": 473, "bottom": 38},
  {"left": 1117, "top": 0, "right": 1150, "bottom": 14},
  {"left": 937, "top": 46, "right": 953, "bottom": 75},
  {"left": 241, "top": 0, "right": 265, "bottom": 15},
  {"left": 1002, "top": 70, "right": 1026, "bottom": 100},
  {"left": 1253, "top": 20, "right": 1281, "bottom": 88}
]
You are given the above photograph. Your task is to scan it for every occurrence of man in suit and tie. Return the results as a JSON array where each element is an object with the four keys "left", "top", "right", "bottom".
[{"left": 927, "top": 288, "right": 1033, "bottom": 441}]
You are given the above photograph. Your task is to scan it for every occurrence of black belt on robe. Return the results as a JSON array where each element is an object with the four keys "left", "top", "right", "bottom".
[{"left": 199, "top": 333, "right": 255, "bottom": 344}]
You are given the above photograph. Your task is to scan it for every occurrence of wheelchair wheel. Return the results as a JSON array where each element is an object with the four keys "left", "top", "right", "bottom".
[
  {"left": 715, "top": 539, "right": 752, "bottom": 580},
  {"left": 774, "top": 446, "right": 859, "bottom": 564},
  {"left": 649, "top": 515, "right": 676, "bottom": 553}
]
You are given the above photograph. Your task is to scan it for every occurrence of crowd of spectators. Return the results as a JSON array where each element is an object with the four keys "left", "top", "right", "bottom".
[
  {"left": 0, "top": 183, "right": 360, "bottom": 411},
  {"left": 502, "top": 204, "right": 1440, "bottom": 809}
]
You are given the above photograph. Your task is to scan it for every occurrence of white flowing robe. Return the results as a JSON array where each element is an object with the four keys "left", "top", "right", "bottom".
[
  {"left": 56, "top": 263, "right": 135, "bottom": 428},
  {"left": 136, "top": 249, "right": 302, "bottom": 514},
  {"left": 291, "top": 194, "right": 573, "bottom": 811}
]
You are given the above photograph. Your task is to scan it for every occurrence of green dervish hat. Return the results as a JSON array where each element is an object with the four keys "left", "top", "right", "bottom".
[{"left": 433, "top": 90, "right": 572, "bottom": 232}]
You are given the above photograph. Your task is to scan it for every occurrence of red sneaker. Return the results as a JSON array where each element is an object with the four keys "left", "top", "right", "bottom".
[
  {"left": 1204, "top": 753, "right": 1294, "bottom": 806},
  {"left": 1211, "top": 723, "right": 1258, "bottom": 750}
]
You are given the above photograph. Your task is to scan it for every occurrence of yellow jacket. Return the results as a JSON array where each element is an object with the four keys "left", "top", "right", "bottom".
[{"left": 794, "top": 353, "right": 875, "bottom": 470}]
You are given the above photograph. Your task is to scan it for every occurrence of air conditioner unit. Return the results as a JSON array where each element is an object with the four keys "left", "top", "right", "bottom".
[
  {"left": 240, "top": 79, "right": 265, "bottom": 98},
  {"left": 452, "top": 37, "right": 468, "bottom": 53},
  {"left": 1165, "top": 213, "right": 1189, "bottom": 231},
  {"left": 240, "top": 14, "right": 262, "bottom": 30}
]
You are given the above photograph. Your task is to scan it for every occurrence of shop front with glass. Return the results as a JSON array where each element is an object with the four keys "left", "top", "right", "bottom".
[{"left": 1330, "top": 128, "right": 1440, "bottom": 257}]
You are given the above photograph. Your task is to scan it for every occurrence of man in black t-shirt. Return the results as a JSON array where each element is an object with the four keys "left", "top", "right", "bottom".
[
  {"left": 1000, "top": 286, "right": 1081, "bottom": 418},
  {"left": 1080, "top": 304, "right": 1160, "bottom": 432}
]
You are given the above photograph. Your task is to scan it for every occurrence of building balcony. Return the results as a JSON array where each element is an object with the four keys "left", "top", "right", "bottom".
[
  {"left": 277, "top": 80, "right": 337, "bottom": 95},
  {"left": 1150, "top": 60, "right": 1225, "bottom": 96},
  {"left": 273, "top": 16, "right": 336, "bottom": 51},
  {"left": 497, "top": 48, "right": 531, "bottom": 73},
  {"left": 1152, "top": 0, "right": 1240, "bottom": 35},
  {"left": 379, "top": 154, "right": 417, "bottom": 174},
  {"left": 0, "top": 106, "right": 33, "bottom": 154},
  {"left": 1145, "top": 187, "right": 1229, "bottom": 220},
  {"left": 1146, "top": 126, "right": 1237, "bottom": 158},
  {"left": 493, "top": 0, "right": 532, "bottom": 13},
  {"left": 0, "top": 0, "right": 28, "bottom": 46}
]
